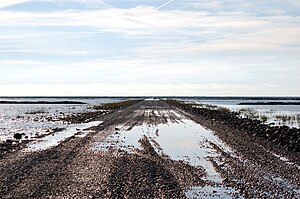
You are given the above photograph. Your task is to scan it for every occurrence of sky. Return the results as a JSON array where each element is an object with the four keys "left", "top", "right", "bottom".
[{"left": 0, "top": 0, "right": 299, "bottom": 96}]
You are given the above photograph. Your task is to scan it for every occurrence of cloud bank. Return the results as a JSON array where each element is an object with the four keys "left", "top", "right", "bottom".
[{"left": 0, "top": 0, "right": 299, "bottom": 96}]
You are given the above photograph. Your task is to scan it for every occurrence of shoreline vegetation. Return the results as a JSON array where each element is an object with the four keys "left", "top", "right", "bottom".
[
  {"left": 62, "top": 100, "right": 142, "bottom": 124},
  {"left": 93, "top": 100, "right": 141, "bottom": 110},
  {"left": 185, "top": 102, "right": 300, "bottom": 127}
]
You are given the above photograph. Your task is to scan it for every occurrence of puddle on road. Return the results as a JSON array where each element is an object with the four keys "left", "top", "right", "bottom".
[
  {"left": 186, "top": 185, "right": 239, "bottom": 199},
  {"left": 94, "top": 119, "right": 232, "bottom": 183},
  {"left": 25, "top": 121, "right": 102, "bottom": 151},
  {"left": 92, "top": 109, "right": 241, "bottom": 198}
]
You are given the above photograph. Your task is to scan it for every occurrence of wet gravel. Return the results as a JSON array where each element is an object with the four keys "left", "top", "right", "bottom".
[
  {"left": 169, "top": 100, "right": 300, "bottom": 198},
  {"left": 169, "top": 100, "right": 300, "bottom": 152},
  {"left": 101, "top": 136, "right": 204, "bottom": 198},
  {"left": 0, "top": 100, "right": 299, "bottom": 198}
]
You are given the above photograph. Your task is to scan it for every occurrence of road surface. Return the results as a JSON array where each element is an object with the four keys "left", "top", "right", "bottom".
[{"left": 0, "top": 100, "right": 299, "bottom": 198}]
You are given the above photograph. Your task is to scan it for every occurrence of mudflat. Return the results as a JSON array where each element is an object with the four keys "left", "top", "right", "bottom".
[{"left": 0, "top": 100, "right": 299, "bottom": 198}]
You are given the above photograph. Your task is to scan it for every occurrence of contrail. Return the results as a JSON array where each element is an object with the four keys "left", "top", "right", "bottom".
[{"left": 155, "top": 0, "right": 175, "bottom": 10}]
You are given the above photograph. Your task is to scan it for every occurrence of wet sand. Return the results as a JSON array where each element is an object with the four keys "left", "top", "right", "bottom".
[{"left": 0, "top": 100, "right": 299, "bottom": 198}]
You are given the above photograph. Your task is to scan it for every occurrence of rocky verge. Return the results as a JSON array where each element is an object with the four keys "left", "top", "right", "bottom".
[{"left": 168, "top": 100, "right": 300, "bottom": 152}]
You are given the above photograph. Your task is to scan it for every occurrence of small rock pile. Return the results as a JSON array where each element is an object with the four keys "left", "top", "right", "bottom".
[{"left": 0, "top": 140, "right": 21, "bottom": 158}]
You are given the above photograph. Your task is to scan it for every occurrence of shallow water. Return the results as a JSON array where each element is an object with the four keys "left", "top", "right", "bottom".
[
  {"left": 25, "top": 121, "right": 102, "bottom": 151},
  {"left": 0, "top": 97, "right": 128, "bottom": 142},
  {"left": 0, "top": 104, "right": 85, "bottom": 141},
  {"left": 186, "top": 186, "right": 241, "bottom": 199},
  {"left": 185, "top": 99, "right": 300, "bottom": 128},
  {"left": 92, "top": 109, "right": 240, "bottom": 198},
  {"left": 0, "top": 97, "right": 129, "bottom": 105},
  {"left": 96, "top": 121, "right": 228, "bottom": 183}
]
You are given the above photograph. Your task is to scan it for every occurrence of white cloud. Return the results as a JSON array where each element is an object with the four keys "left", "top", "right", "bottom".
[
  {"left": 0, "top": 6, "right": 298, "bottom": 42},
  {"left": 0, "top": 7, "right": 298, "bottom": 66},
  {"left": 286, "top": 0, "right": 300, "bottom": 7},
  {"left": 0, "top": 83, "right": 295, "bottom": 96},
  {"left": 0, "top": 8, "right": 261, "bottom": 34},
  {"left": 0, "top": 60, "right": 44, "bottom": 65},
  {"left": 0, "top": 1, "right": 299, "bottom": 96},
  {"left": 0, "top": 0, "right": 106, "bottom": 8},
  {"left": 0, "top": 0, "right": 30, "bottom": 8},
  {"left": 0, "top": 49, "right": 34, "bottom": 53}
]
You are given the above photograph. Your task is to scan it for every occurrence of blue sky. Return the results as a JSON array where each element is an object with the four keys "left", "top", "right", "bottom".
[{"left": 0, "top": 0, "right": 299, "bottom": 96}]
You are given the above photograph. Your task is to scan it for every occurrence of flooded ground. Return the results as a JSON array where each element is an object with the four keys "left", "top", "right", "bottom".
[
  {"left": 185, "top": 98, "right": 300, "bottom": 128},
  {"left": 0, "top": 99, "right": 299, "bottom": 198},
  {"left": 1, "top": 97, "right": 299, "bottom": 143},
  {"left": 92, "top": 108, "right": 241, "bottom": 198},
  {"left": 0, "top": 97, "right": 130, "bottom": 141},
  {"left": 26, "top": 121, "right": 102, "bottom": 152},
  {"left": 0, "top": 104, "right": 84, "bottom": 141}
]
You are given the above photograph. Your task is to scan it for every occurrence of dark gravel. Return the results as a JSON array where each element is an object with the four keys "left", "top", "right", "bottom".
[
  {"left": 169, "top": 100, "right": 300, "bottom": 198},
  {"left": 168, "top": 100, "right": 300, "bottom": 152},
  {"left": 0, "top": 100, "right": 299, "bottom": 198}
]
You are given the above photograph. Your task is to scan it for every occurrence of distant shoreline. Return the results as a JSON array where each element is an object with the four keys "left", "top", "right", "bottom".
[
  {"left": 238, "top": 102, "right": 300, "bottom": 105},
  {"left": 0, "top": 101, "right": 86, "bottom": 105},
  {"left": 0, "top": 96, "right": 300, "bottom": 100}
]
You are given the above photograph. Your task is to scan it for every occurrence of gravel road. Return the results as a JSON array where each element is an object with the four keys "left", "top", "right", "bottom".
[{"left": 0, "top": 100, "right": 299, "bottom": 198}]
